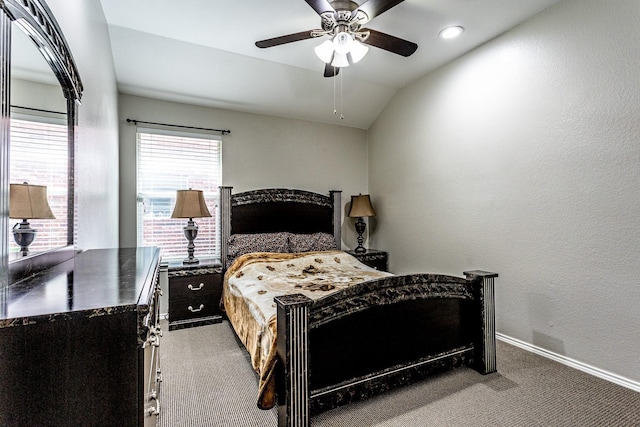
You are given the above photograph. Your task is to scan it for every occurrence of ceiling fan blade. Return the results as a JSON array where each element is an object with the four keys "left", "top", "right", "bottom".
[
  {"left": 323, "top": 63, "right": 340, "bottom": 78},
  {"left": 362, "top": 29, "right": 417, "bottom": 57},
  {"left": 357, "top": 0, "right": 405, "bottom": 20},
  {"left": 305, "top": 0, "right": 335, "bottom": 15},
  {"left": 255, "top": 30, "right": 316, "bottom": 48}
]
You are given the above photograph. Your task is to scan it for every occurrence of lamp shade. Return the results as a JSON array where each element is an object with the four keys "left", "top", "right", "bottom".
[
  {"left": 315, "top": 32, "right": 369, "bottom": 68},
  {"left": 333, "top": 31, "right": 353, "bottom": 55},
  {"left": 171, "top": 189, "right": 212, "bottom": 219},
  {"left": 348, "top": 194, "right": 376, "bottom": 218},
  {"left": 350, "top": 40, "right": 369, "bottom": 63},
  {"left": 331, "top": 52, "right": 350, "bottom": 68},
  {"left": 9, "top": 183, "right": 55, "bottom": 219},
  {"left": 314, "top": 40, "right": 334, "bottom": 64}
]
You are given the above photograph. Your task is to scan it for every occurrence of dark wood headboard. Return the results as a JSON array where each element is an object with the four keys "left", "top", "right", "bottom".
[{"left": 219, "top": 187, "right": 341, "bottom": 269}]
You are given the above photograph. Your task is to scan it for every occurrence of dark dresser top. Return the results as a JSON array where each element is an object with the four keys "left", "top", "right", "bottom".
[{"left": 0, "top": 247, "right": 160, "bottom": 328}]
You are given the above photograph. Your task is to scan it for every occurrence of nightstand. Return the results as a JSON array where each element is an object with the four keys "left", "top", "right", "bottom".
[
  {"left": 346, "top": 249, "right": 388, "bottom": 272},
  {"left": 168, "top": 259, "right": 223, "bottom": 331}
]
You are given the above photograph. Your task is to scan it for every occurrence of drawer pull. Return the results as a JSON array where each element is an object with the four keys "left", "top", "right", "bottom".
[
  {"left": 188, "top": 304, "right": 205, "bottom": 313},
  {"left": 188, "top": 283, "right": 205, "bottom": 291},
  {"left": 143, "top": 334, "right": 159, "bottom": 348},
  {"left": 147, "top": 400, "right": 160, "bottom": 416}
]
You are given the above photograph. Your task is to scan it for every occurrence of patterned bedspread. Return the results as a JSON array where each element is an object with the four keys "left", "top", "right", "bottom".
[{"left": 223, "top": 250, "right": 392, "bottom": 409}]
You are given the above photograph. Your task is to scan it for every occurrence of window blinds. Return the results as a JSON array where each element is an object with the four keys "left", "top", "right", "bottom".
[
  {"left": 136, "top": 128, "right": 222, "bottom": 261},
  {"left": 9, "top": 117, "right": 69, "bottom": 253}
]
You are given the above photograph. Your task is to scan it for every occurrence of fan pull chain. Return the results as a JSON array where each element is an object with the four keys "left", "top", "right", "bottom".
[
  {"left": 332, "top": 67, "right": 344, "bottom": 120},
  {"left": 331, "top": 67, "right": 344, "bottom": 120},
  {"left": 340, "top": 69, "right": 344, "bottom": 120},
  {"left": 333, "top": 67, "right": 337, "bottom": 116}
]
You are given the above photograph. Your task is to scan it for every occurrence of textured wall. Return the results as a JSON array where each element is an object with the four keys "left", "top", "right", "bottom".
[
  {"left": 48, "top": 0, "right": 120, "bottom": 250},
  {"left": 118, "top": 94, "right": 370, "bottom": 250},
  {"left": 368, "top": 0, "right": 640, "bottom": 384},
  {"left": 10, "top": 79, "right": 65, "bottom": 112}
]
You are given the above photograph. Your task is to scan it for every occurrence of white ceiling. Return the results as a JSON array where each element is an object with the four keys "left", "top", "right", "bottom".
[{"left": 29, "top": 0, "right": 565, "bottom": 129}]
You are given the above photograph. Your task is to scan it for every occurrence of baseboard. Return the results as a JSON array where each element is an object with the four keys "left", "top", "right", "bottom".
[{"left": 497, "top": 333, "right": 640, "bottom": 393}]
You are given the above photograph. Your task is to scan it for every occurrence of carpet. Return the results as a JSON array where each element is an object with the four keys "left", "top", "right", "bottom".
[{"left": 159, "top": 320, "right": 640, "bottom": 426}]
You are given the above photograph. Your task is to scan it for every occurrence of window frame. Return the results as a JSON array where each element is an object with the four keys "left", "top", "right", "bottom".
[
  {"left": 9, "top": 108, "right": 71, "bottom": 254},
  {"left": 135, "top": 126, "right": 222, "bottom": 262}
]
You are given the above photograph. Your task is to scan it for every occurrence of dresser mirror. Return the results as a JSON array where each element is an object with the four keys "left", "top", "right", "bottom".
[
  {"left": 10, "top": 24, "right": 68, "bottom": 257},
  {"left": 0, "top": 0, "right": 83, "bottom": 291}
]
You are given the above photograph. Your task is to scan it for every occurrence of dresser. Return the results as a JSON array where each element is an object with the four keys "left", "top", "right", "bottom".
[
  {"left": 168, "top": 259, "right": 223, "bottom": 330},
  {"left": 0, "top": 247, "right": 162, "bottom": 427}
]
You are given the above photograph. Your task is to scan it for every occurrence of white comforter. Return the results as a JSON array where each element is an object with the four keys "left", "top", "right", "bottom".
[{"left": 223, "top": 250, "right": 391, "bottom": 409}]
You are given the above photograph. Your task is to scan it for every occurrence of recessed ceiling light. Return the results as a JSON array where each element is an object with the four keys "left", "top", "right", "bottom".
[{"left": 439, "top": 26, "right": 464, "bottom": 39}]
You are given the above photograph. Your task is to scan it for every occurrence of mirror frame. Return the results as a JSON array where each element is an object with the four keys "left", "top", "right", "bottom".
[{"left": 0, "top": 0, "right": 83, "bottom": 296}]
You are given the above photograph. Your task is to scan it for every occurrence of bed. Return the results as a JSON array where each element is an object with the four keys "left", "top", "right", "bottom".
[{"left": 219, "top": 187, "right": 498, "bottom": 427}]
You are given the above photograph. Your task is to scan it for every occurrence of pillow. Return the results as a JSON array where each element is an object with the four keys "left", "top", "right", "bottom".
[
  {"left": 289, "top": 232, "right": 338, "bottom": 253},
  {"left": 227, "top": 232, "right": 291, "bottom": 266}
]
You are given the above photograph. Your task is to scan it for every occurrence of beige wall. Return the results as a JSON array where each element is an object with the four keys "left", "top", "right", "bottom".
[
  {"left": 118, "top": 94, "right": 369, "bottom": 249},
  {"left": 10, "top": 79, "right": 66, "bottom": 113},
  {"left": 368, "top": 0, "right": 640, "bottom": 386},
  {"left": 49, "top": 0, "right": 120, "bottom": 250}
]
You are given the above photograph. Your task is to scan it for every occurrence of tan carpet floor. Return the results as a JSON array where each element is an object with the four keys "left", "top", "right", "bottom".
[{"left": 159, "top": 320, "right": 640, "bottom": 426}]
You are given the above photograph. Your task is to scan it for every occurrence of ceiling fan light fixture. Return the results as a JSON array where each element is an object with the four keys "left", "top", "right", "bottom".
[
  {"left": 333, "top": 31, "right": 353, "bottom": 55},
  {"left": 439, "top": 26, "right": 464, "bottom": 39},
  {"left": 315, "top": 40, "right": 334, "bottom": 63},
  {"left": 256, "top": 1, "right": 419, "bottom": 78},
  {"left": 331, "top": 52, "right": 350, "bottom": 68},
  {"left": 350, "top": 40, "right": 369, "bottom": 63}
]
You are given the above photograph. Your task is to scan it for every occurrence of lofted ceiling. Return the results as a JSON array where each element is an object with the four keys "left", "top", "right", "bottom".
[{"left": 33, "top": 1, "right": 565, "bottom": 129}]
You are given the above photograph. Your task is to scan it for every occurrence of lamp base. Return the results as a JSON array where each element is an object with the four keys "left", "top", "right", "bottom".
[
  {"left": 354, "top": 217, "right": 367, "bottom": 253},
  {"left": 182, "top": 219, "right": 200, "bottom": 265},
  {"left": 12, "top": 220, "right": 37, "bottom": 256}
]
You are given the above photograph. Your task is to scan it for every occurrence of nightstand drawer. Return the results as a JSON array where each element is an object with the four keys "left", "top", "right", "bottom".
[
  {"left": 346, "top": 249, "right": 388, "bottom": 272},
  {"left": 169, "top": 296, "right": 218, "bottom": 321},
  {"left": 169, "top": 274, "right": 218, "bottom": 300},
  {"left": 361, "top": 257, "right": 387, "bottom": 271}
]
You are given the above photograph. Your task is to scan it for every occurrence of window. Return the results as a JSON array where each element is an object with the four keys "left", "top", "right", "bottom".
[
  {"left": 136, "top": 128, "right": 222, "bottom": 261},
  {"left": 9, "top": 114, "right": 69, "bottom": 253}
]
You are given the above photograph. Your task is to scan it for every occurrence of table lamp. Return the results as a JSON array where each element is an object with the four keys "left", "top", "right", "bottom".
[
  {"left": 348, "top": 194, "right": 376, "bottom": 253},
  {"left": 9, "top": 182, "right": 55, "bottom": 256},
  {"left": 171, "top": 189, "right": 211, "bottom": 265}
]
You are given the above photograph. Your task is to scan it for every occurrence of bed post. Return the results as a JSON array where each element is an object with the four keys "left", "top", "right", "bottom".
[
  {"left": 275, "top": 294, "right": 313, "bottom": 427},
  {"left": 464, "top": 270, "right": 499, "bottom": 374},
  {"left": 219, "top": 186, "right": 232, "bottom": 270},
  {"left": 330, "top": 191, "right": 341, "bottom": 249}
]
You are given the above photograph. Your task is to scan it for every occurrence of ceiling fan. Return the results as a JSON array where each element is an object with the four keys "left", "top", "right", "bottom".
[{"left": 255, "top": 0, "right": 418, "bottom": 77}]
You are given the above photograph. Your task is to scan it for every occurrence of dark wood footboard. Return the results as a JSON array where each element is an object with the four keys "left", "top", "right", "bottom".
[{"left": 275, "top": 271, "right": 498, "bottom": 427}]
